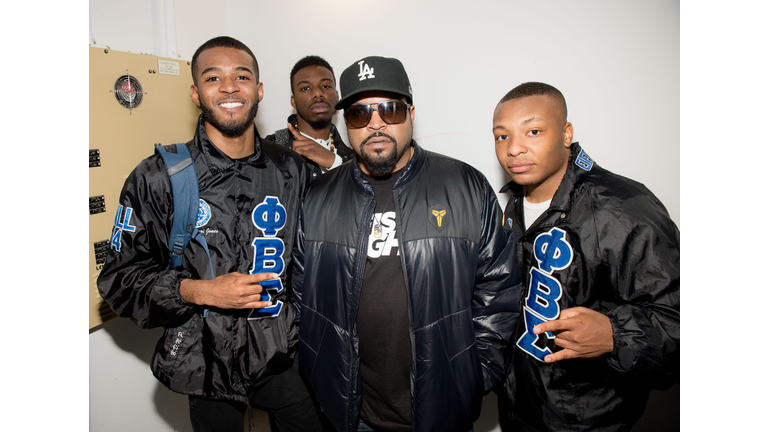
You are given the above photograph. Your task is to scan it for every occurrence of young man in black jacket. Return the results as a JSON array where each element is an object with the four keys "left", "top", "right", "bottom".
[
  {"left": 98, "top": 36, "right": 323, "bottom": 432},
  {"left": 265, "top": 55, "right": 355, "bottom": 181},
  {"left": 493, "top": 82, "right": 680, "bottom": 431}
]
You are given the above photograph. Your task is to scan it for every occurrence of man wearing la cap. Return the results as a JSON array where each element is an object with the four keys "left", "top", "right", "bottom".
[{"left": 291, "top": 56, "right": 522, "bottom": 432}]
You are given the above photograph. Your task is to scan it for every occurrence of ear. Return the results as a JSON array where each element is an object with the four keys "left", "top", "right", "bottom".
[
  {"left": 190, "top": 84, "right": 201, "bottom": 108},
  {"left": 257, "top": 82, "right": 264, "bottom": 103},
  {"left": 290, "top": 94, "right": 296, "bottom": 110},
  {"left": 408, "top": 103, "right": 416, "bottom": 123},
  {"left": 563, "top": 122, "right": 573, "bottom": 148}
]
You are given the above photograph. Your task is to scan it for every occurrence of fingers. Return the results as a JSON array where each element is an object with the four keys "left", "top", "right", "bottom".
[
  {"left": 533, "top": 319, "right": 569, "bottom": 335},
  {"left": 214, "top": 272, "right": 281, "bottom": 309},
  {"left": 288, "top": 122, "right": 302, "bottom": 140},
  {"left": 544, "top": 349, "right": 575, "bottom": 363},
  {"left": 558, "top": 306, "right": 587, "bottom": 319},
  {"left": 240, "top": 272, "right": 279, "bottom": 285},
  {"left": 533, "top": 307, "right": 590, "bottom": 334}
]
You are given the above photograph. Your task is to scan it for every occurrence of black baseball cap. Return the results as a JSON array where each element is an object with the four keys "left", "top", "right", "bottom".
[{"left": 335, "top": 56, "right": 413, "bottom": 110}]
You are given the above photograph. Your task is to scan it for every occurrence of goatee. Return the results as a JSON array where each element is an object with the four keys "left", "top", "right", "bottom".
[
  {"left": 359, "top": 132, "right": 401, "bottom": 177},
  {"left": 304, "top": 116, "right": 332, "bottom": 131},
  {"left": 201, "top": 99, "right": 259, "bottom": 138}
]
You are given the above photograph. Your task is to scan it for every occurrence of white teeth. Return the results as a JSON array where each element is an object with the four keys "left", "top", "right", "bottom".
[{"left": 220, "top": 102, "right": 243, "bottom": 108}]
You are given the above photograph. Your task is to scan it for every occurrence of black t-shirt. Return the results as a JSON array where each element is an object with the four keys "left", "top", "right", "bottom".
[{"left": 357, "top": 170, "right": 412, "bottom": 431}]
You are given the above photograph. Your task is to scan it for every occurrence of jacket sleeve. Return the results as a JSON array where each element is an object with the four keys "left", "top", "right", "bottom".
[
  {"left": 472, "top": 180, "right": 522, "bottom": 392},
  {"left": 97, "top": 155, "right": 197, "bottom": 329},
  {"left": 598, "top": 191, "right": 680, "bottom": 389}
]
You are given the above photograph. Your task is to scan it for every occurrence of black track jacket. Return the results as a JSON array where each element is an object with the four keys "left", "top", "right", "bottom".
[
  {"left": 98, "top": 115, "right": 311, "bottom": 403},
  {"left": 500, "top": 143, "right": 680, "bottom": 431},
  {"left": 292, "top": 142, "right": 522, "bottom": 432}
]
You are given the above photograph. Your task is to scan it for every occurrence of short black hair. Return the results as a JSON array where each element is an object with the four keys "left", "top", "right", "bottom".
[
  {"left": 191, "top": 36, "right": 259, "bottom": 86},
  {"left": 289, "top": 55, "right": 335, "bottom": 94},
  {"left": 498, "top": 82, "right": 568, "bottom": 121}
]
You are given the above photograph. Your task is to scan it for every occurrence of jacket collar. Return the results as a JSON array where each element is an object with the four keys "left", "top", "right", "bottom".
[
  {"left": 499, "top": 142, "right": 595, "bottom": 212},
  {"left": 192, "top": 114, "right": 266, "bottom": 174},
  {"left": 350, "top": 140, "right": 425, "bottom": 194}
]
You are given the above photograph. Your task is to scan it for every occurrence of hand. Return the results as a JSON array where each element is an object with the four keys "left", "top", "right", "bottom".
[
  {"left": 179, "top": 272, "right": 278, "bottom": 309},
  {"left": 287, "top": 123, "right": 336, "bottom": 168},
  {"left": 533, "top": 307, "right": 614, "bottom": 363}
]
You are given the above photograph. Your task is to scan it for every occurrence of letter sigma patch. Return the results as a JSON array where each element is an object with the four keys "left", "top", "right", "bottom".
[
  {"left": 248, "top": 196, "right": 288, "bottom": 320},
  {"left": 516, "top": 227, "right": 573, "bottom": 362}
]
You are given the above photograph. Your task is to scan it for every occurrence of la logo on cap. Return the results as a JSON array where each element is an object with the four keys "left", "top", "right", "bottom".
[{"left": 357, "top": 60, "right": 375, "bottom": 81}]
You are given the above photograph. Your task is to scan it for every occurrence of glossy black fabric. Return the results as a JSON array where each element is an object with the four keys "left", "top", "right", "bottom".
[
  {"left": 98, "top": 115, "right": 311, "bottom": 403},
  {"left": 498, "top": 143, "right": 680, "bottom": 431},
  {"left": 292, "top": 142, "right": 522, "bottom": 432}
]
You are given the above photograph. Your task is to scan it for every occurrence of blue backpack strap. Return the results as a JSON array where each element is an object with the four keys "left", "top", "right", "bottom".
[{"left": 155, "top": 144, "right": 215, "bottom": 279}]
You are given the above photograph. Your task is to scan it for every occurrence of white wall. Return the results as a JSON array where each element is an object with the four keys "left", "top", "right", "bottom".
[{"left": 89, "top": 1, "right": 680, "bottom": 431}]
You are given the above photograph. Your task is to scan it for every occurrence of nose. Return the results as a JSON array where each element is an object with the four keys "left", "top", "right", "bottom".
[
  {"left": 219, "top": 76, "right": 240, "bottom": 94},
  {"left": 506, "top": 136, "right": 526, "bottom": 157},
  {"left": 367, "top": 107, "right": 386, "bottom": 130}
]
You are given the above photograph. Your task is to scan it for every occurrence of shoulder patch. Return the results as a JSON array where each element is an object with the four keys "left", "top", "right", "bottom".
[{"left": 574, "top": 148, "right": 594, "bottom": 171}]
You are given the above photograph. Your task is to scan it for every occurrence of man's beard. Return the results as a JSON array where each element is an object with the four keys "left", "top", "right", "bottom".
[
  {"left": 297, "top": 107, "right": 333, "bottom": 131},
  {"left": 359, "top": 132, "right": 404, "bottom": 177},
  {"left": 200, "top": 99, "right": 259, "bottom": 138}
]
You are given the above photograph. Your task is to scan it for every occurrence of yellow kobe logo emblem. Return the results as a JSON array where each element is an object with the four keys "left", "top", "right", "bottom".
[{"left": 432, "top": 210, "right": 447, "bottom": 227}]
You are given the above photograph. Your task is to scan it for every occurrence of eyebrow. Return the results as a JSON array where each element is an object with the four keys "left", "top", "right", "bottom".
[
  {"left": 493, "top": 116, "right": 544, "bottom": 130},
  {"left": 296, "top": 77, "right": 334, "bottom": 86},
  {"left": 521, "top": 116, "right": 544, "bottom": 125},
  {"left": 200, "top": 66, "right": 254, "bottom": 76}
]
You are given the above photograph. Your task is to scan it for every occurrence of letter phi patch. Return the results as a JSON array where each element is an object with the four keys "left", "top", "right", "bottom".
[{"left": 428, "top": 204, "right": 450, "bottom": 231}]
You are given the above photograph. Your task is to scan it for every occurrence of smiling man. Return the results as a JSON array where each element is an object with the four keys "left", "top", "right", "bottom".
[
  {"left": 492, "top": 82, "right": 680, "bottom": 431},
  {"left": 291, "top": 56, "right": 521, "bottom": 432},
  {"left": 266, "top": 56, "right": 355, "bottom": 181},
  {"left": 98, "top": 36, "right": 324, "bottom": 432}
]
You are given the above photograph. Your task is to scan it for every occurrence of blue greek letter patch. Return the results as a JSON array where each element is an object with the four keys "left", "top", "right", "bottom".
[
  {"left": 248, "top": 196, "right": 287, "bottom": 319},
  {"left": 516, "top": 227, "right": 573, "bottom": 362},
  {"left": 574, "top": 148, "right": 594, "bottom": 171}
]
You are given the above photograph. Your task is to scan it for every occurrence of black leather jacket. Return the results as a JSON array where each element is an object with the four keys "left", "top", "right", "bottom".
[
  {"left": 98, "top": 115, "right": 311, "bottom": 403},
  {"left": 500, "top": 143, "right": 680, "bottom": 431},
  {"left": 292, "top": 142, "right": 521, "bottom": 432}
]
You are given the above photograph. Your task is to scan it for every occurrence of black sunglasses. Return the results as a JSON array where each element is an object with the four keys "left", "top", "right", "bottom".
[{"left": 344, "top": 100, "right": 410, "bottom": 128}]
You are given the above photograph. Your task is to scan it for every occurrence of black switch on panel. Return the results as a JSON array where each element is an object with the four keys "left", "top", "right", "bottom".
[
  {"left": 94, "top": 240, "right": 109, "bottom": 265},
  {"left": 89, "top": 195, "right": 106, "bottom": 215},
  {"left": 89, "top": 149, "right": 101, "bottom": 167}
]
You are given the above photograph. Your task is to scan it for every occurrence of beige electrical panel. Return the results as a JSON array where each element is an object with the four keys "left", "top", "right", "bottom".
[{"left": 89, "top": 47, "right": 200, "bottom": 329}]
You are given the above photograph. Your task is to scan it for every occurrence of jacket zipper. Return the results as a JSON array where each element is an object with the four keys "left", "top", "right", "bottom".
[
  {"left": 349, "top": 193, "right": 376, "bottom": 432},
  {"left": 393, "top": 187, "right": 418, "bottom": 429}
]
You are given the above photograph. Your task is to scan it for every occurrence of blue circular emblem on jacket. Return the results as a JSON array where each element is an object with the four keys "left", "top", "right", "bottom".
[{"left": 196, "top": 199, "right": 211, "bottom": 228}]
